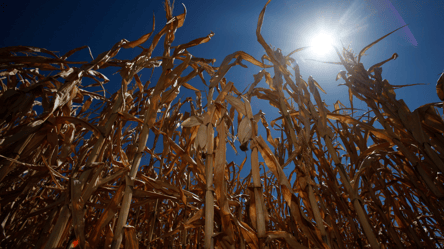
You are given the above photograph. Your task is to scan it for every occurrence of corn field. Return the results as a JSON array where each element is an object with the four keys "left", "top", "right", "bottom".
[{"left": 1, "top": 0, "right": 443, "bottom": 248}]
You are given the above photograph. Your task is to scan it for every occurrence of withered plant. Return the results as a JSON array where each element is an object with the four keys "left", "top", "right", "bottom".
[{"left": 0, "top": 0, "right": 443, "bottom": 248}]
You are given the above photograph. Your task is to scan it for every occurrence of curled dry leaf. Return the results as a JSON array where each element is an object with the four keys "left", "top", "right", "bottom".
[
  {"left": 437, "top": 72, "right": 444, "bottom": 101},
  {"left": 182, "top": 115, "right": 203, "bottom": 128}
]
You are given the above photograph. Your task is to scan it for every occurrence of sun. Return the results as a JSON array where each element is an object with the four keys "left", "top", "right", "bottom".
[{"left": 310, "top": 32, "right": 335, "bottom": 56}]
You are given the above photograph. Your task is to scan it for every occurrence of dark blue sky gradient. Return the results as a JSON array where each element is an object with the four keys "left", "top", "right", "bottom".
[{"left": 2, "top": 0, "right": 443, "bottom": 110}]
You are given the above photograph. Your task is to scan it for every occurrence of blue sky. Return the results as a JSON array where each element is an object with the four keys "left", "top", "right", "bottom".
[
  {"left": 2, "top": 0, "right": 444, "bottom": 177},
  {"left": 2, "top": 0, "right": 443, "bottom": 110}
]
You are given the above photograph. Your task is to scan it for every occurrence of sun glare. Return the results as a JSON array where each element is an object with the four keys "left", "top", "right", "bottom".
[{"left": 310, "top": 32, "right": 335, "bottom": 56}]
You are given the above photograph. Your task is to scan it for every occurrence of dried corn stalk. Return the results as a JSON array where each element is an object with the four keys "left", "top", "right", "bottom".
[{"left": 0, "top": 0, "right": 443, "bottom": 249}]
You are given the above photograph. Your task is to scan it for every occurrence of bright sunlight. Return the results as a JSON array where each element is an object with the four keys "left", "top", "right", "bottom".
[{"left": 310, "top": 32, "right": 335, "bottom": 56}]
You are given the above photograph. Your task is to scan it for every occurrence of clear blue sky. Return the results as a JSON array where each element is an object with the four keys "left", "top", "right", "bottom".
[
  {"left": 2, "top": 0, "right": 443, "bottom": 110},
  {"left": 2, "top": 0, "right": 444, "bottom": 175}
]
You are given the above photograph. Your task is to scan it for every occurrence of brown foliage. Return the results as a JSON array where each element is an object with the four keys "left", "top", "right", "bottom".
[{"left": 0, "top": 1, "right": 443, "bottom": 248}]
